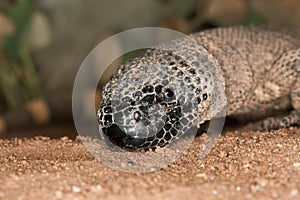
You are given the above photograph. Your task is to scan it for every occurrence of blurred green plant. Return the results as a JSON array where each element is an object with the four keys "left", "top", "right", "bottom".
[
  {"left": 243, "top": 10, "right": 266, "bottom": 25},
  {"left": 0, "top": 0, "right": 41, "bottom": 110}
]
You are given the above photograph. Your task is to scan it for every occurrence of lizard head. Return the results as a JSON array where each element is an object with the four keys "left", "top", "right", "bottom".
[{"left": 97, "top": 48, "right": 213, "bottom": 150}]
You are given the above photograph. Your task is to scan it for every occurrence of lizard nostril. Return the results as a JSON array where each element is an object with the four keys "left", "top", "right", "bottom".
[{"left": 133, "top": 91, "right": 143, "bottom": 100}]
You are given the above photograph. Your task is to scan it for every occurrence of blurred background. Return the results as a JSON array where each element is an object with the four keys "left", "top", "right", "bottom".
[{"left": 0, "top": 0, "right": 300, "bottom": 138}]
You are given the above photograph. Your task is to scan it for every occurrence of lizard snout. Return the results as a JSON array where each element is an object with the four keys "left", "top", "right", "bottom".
[{"left": 102, "top": 124, "right": 147, "bottom": 150}]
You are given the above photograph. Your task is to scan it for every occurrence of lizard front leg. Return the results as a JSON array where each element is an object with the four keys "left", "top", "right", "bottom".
[{"left": 259, "top": 49, "right": 300, "bottom": 130}]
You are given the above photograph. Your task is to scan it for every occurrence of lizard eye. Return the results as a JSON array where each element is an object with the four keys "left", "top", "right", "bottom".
[
  {"left": 164, "top": 88, "right": 174, "bottom": 100},
  {"left": 133, "top": 111, "right": 141, "bottom": 122}
]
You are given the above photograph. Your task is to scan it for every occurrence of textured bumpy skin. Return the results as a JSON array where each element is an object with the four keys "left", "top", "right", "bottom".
[{"left": 97, "top": 26, "right": 300, "bottom": 150}]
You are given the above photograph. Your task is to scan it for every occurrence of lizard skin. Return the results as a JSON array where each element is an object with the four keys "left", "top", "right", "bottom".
[{"left": 97, "top": 26, "right": 300, "bottom": 150}]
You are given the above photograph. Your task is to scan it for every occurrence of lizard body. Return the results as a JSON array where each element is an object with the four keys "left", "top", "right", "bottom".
[{"left": 97, "top": 26, "right": 300, "bottom": 149}]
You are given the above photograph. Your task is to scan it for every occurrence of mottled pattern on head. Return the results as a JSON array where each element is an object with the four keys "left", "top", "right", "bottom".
[{"left": 97, "top": 36, "right": 226, "bottom": 150}]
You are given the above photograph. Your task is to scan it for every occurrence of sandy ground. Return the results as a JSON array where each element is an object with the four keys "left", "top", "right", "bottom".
[{"left": 0, "top": 124, "right": 300, "bottom": 200}]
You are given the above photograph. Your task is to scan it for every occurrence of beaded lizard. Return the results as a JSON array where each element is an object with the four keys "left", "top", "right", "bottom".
[{"left": 97, "top": 26, "right": 300, "bottom": 150}]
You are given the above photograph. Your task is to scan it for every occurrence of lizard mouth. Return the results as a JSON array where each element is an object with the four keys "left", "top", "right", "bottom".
[
  {"left": 100, "top": 103, "right": 183, "bottom": 150},
  {"left": 102, "top": 124, "right": 147, "bottom": 150}
]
